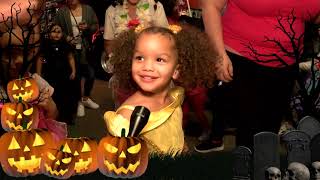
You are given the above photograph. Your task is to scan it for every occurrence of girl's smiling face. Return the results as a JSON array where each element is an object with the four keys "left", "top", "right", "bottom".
[
  {"left": 49, "top": 25, "right": 63, "bottom": 41},
  {"left": 131, "top": 33, "right": 179, "bottom": 94}
]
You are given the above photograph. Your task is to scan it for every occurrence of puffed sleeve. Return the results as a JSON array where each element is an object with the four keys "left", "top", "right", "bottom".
[
  {"left": 103, "top": 6, "right": 116, "bottom": 40},
  {"left": 152, "top": 1, "right": 169, "bottom": 27},
  {"left": 104, "top": 111, "right": 130, "bottom": 137}
]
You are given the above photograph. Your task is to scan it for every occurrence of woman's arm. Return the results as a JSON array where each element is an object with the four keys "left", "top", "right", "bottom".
[
  {"left": 103, "top": 7, "right": 116, "bottom": 54},
  {"left": 80, "top": 5, "right": 99, "bottom": 36},
  {"left": 104, "top": 40, "right": 113, "bottom": 55},
  {"left": 200, "top": 0, "right": 233, "bottom": 82},
  {"left": 41, "top": 97, "right": 59, "bottom": 119},
  {"left": 67, "top": 52, "right": 76, "bottom": 80},
  {"left": 32, "top": 74, "right": 58, "bottom": 119},
  {"left": 36, "top": 56, "right": 43, "bottom": 76}
]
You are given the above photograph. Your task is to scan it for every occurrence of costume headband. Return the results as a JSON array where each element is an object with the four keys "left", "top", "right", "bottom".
[{"left": 134, "top": 24, "right": 182, "bottom": 34}]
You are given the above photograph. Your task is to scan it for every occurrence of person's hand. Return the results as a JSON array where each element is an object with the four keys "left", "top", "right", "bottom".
[
  {"left": 216, "top": 54, "right": 233, "bottom": 82},
  {"left": 78, "top": 21, "right": 88, "bottom": 31},
  {"left": 37, "top": 88, "right": 52, "bottom": 109},
  {"left": 37, "top": 89, "right": 58, "bottom": 119},
  {"left": 67, "top": 35, "right": 81, "bottom": 46},
  {"left": 69, "top": 71, "right": 76, "bottom": 80},
  {"left": 66, "top": 35, "right": 74, "bottom": 44},
  {"left": 31, "top": 73, "right": 58, "bottom": 118}
]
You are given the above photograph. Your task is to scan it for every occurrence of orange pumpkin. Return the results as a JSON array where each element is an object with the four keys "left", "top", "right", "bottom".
[
  {"left": 1, "top": 101, "right": 39, "bottom": 131},
  {"left": 0, "top": 129, "right": 54, "bottom": 177},
  {"left": 58, "top": 137, "right": 98, "bottom": 175},
  {"left": 7, "top": 77, "right": 39, "bottom": 103},
  {"left": 41, "top": 145, "right": 76, "bottom": 179},
  {"left": 97, "top": 129, "right": 148, "bottom": 178}
]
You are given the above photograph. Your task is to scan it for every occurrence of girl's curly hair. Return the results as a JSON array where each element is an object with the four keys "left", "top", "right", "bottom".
[{"left": 109, "top": 25, "right": 218, "bottom": 91}]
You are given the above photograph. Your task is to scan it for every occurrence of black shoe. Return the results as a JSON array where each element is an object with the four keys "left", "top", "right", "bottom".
[{"left": 194, "top": 140, "right": 224, "bottom": 153}]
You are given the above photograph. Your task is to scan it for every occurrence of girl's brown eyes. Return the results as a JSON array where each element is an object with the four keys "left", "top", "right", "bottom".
[
  {"left": 156, "top": 58, "right": 165, "bottom": 62},
  {"left": 135, "top": 56, "right": 143, "bottom": 60}
]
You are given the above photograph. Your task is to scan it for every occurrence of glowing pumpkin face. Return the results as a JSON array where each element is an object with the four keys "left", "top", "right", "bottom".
[
  {"left": 97, "top": 135, "right": 148, "bottom": 178},
  {"left": 58, "top": 138, "right": 98, "bottom": 175},
  {"left": 1, "top": 102, "right": 39, "bottom": 131},
  {"left": 7, "top": 77, "right": 39, "bottom": 103},
  {"left": 42, "top": 145, "right": 75, "bottom": 179},
  {"left": 0, "top": 129, "right": 54, "bottom": 177}
]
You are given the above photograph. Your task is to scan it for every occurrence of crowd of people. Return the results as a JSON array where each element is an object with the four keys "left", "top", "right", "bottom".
[{"left": 0, "top": 0, "right": 320, "bottom": 156}]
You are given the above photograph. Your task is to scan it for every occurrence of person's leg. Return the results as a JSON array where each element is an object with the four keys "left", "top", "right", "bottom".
[
  {"left": 253, "top": 64, "right": 297, "bottom": 134},
  {"left": 83, "top": 64, "right": 95, "bottom": 97},
  {"left": 194, "top": 82, "right": 232, "bottom": 152},
  {"left": 235, "top": 58, "right": 297, "bottom": 149},
  {"left": 75, "top": 50, "right": 85, "bottom": 117},
  {"left": 81, "top": 64, "right": 99, "bottom": 109},
  {"left": 188, "top": 88, "right": 211, "bottom": 141},
  {"left": 195, "top": 52, "right": 257, "bottom": 152}
]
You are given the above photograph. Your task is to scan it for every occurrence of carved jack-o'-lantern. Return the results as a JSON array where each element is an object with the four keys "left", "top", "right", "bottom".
[
  {"left": 42, "top": 145, "right": 76, "bottom": 179},
  {"left": 97, "top": 129, "right": 148, "bottom": 178},
  {"left": 7, "top": 77, "right": 39, "bottom": 102},
  {"left": 0, "top": 129, "right": 54, "bottom": 177},
  {"left": 58, "top": 138, "right": 98, "bottom": 175},
  {"left": 1, "top": 101, "right": 39, "bottom": 131}
]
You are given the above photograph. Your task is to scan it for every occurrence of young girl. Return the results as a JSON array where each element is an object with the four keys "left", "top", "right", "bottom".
[
  {"left": 36, "top": 23, "right": 78, "bottom": 125},
  {"left": 104, "top": 25, "right": 217, "bottom": 155},
  {"left": 104, "top": 0, "right": 169, "bottom": 108}
]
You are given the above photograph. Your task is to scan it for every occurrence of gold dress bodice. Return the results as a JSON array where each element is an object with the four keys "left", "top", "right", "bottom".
[{"left": 104, "top": 87, "right": 185, "bottom": 156}]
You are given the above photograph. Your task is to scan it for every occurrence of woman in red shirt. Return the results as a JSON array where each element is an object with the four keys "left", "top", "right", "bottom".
[{"left": 195, "top": 0, "right": 320, "bottom": 152}]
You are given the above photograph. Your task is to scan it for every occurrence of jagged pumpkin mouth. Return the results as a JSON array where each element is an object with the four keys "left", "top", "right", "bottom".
[
  {"left": 12, "top": 90, "right": 34, "bottom": 101},
  {"left": 8, "top": 155, "right": 41, "bottom": 173},
  {"left": 74, "top": 158, "right": 92, "bottom": 173},
  {"left": 44, "top": 164, "right": 69, "bottom": 176},
  {"left": 6, "top": 120, "right": 33, "bottom": 130},
  {"left": 104, "top": 160, "right": 140, "bottom": 174}
]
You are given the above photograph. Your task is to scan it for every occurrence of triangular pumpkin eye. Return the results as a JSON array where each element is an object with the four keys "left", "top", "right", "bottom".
[
  {"left": 23, "top": 107, "right": 33, "bottom": 116},
  {"left": 33, "top": 133, "right": 45, "bottom": 147},
  {"left": 8, "top": 136, "right": 21, "bottom": 150},
  {"left": 81, "top": 141, "right": 91, "bottom": 152},
  {"left": 6, "top": 108, "right": 17, "bottom": 115},
  {"left": 127, "top": 143, "right": 141, "bottom": 154},
  {"left": 25, "top": 80, "right": 31, "bottom": 87},
  {"left": 104, "top": 143, "right": 118, "bottom": 153},
  {"left": 62, "top": 143, "right": 72, "bottom": 153},
  {"left": 12, "top": 83, "right": 19, "bottom": 90}
]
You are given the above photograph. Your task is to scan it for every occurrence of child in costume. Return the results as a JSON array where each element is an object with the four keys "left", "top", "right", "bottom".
[
  {"left": 36, "top": 23, "right": 78, "bottom": 125},
  {"left": 104, "top": 25, "right": 217, "bottom": 155}
]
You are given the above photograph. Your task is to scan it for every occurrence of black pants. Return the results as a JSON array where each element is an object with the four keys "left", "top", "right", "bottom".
[
  {"left": 75, "top": 50, "right": 95, "bottom": 97},
  {"left": 80, "top": 64, "right": 95, "bottom": 97},
  {"left": 209, "top": 52, "right": 297, "bottom": 148}
]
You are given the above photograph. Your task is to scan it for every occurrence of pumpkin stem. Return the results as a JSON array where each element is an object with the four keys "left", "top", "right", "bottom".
[
  {"left": 60, "top": 145, "right": 64, "bottom": 151},
  {"left": 18, "top": 97, "right": 23, "bottom": 103},
  {"left": 121, "top": 128, "right": 126, "bottom": 137}
]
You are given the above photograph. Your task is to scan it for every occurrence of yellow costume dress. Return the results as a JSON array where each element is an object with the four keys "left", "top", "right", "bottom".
[{"left": 104, "top": 87, "right": 185, "bottom": 156}]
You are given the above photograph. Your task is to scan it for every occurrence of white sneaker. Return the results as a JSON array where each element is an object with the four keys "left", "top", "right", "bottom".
[
  {"left": 82, "top": 98, "right": 99, "bottom": 109},
  {"left": 77, "top": 102, "right": 85, "bottom": 117}
]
